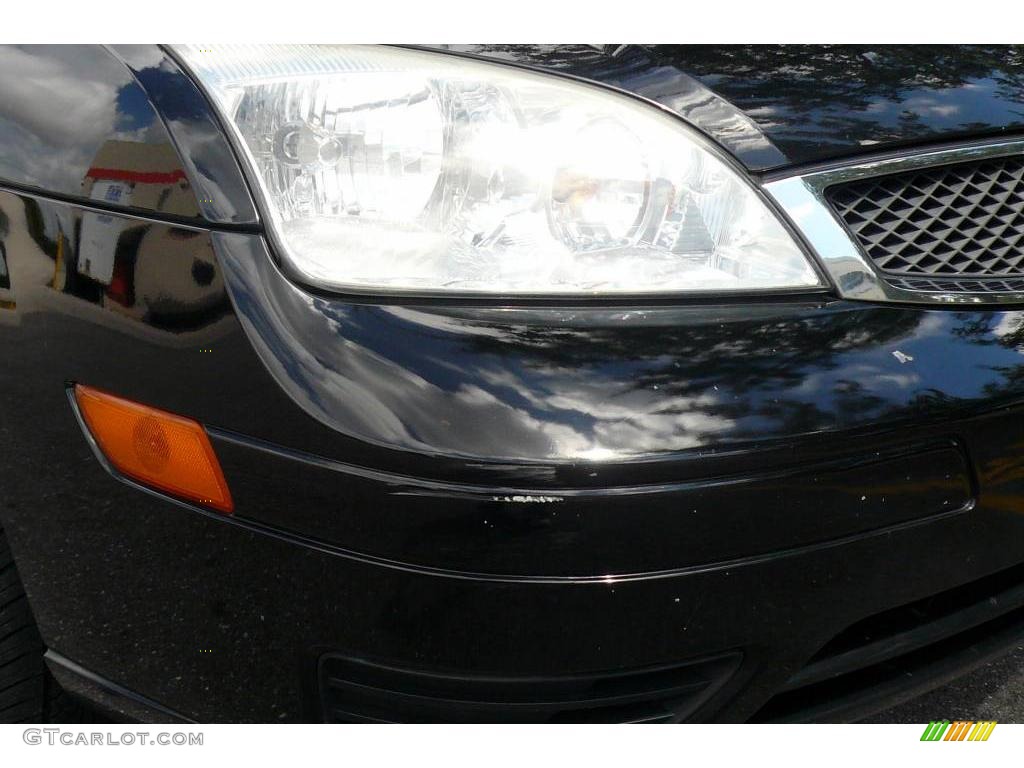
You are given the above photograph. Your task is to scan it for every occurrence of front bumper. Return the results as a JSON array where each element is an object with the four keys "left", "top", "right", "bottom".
[{"left": 4, "top": 190, "right": 1024, "bottom": 722}]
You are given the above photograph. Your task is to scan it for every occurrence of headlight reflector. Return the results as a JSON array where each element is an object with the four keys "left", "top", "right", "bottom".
[{"left": 175, "top": 44, "right": 821, "bottom": 296}]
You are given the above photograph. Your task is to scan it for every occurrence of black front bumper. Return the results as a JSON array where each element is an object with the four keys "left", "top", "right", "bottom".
[{"left": 4, "top": 191, "right": 1024, "bottom": 722}]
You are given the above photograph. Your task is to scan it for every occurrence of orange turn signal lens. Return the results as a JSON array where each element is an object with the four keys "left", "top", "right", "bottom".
[{"left": 73, "top": 384, "right": 234, "bottom": 514}]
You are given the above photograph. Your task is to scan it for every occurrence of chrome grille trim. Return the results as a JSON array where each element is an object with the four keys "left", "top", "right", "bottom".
[{"left": 763, "top": 138, "right": 1024, "bottom": 305}]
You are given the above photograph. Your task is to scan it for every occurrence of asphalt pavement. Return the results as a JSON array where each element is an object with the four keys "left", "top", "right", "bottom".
[{"left": 866, "top": 645, "right": 1024, "bottom": 723}]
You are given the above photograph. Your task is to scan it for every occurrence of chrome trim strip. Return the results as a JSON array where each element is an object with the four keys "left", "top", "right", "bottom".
[{"left": 763, "top": 138, "right": 1024, "bottom": 306}]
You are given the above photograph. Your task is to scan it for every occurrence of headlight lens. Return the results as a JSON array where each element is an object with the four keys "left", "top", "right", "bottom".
[{"left": 175, "top": 44, "right": 821, "bottom": 295}]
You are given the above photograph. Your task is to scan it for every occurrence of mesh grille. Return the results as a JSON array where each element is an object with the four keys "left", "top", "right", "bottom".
[{"left": 826, "top": 155, "right": 1024, "bottom": 278}]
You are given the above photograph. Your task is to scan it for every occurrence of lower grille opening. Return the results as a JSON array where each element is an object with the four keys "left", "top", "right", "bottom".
[
  {"left": 754, "top": 561, "right": 1024, "bottom": 723},
  {"left": 318, "top": 652, "right": 741, "bottom": 723}
]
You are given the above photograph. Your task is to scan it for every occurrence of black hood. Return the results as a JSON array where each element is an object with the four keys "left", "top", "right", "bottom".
[{"left": 434, "top": 45, "right": 1024, "bottom": 172}]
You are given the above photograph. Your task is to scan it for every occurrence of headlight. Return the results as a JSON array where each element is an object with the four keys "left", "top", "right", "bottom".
[{"left": 174, "top": 44, "right": 822, "bottom": 296}]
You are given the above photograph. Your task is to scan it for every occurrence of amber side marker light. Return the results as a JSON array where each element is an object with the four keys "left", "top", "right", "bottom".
[{"left": 73, "top": 384, "right": 234, "bottom": 514}]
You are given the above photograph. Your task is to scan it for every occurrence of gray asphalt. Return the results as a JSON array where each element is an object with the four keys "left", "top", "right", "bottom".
[{"left": 866, "top": 644, "right": 1024, "bottom": 723}]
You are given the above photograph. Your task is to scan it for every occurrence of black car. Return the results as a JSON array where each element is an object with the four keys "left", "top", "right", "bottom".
[{"left": 3, "top": 43, "right": 1024, "bottom": 724}]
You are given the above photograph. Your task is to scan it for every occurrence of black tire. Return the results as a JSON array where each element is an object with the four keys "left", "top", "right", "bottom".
[{"left": 0, "top": 523, "right": 87, "bottom": 723}]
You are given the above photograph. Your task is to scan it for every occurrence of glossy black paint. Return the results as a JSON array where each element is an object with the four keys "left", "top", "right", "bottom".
[
  {"left": 213, "top": 229, "right": 1024, "bottom": 474},
  {"left": 3, "top": 45, "right": 1024, "bottom": 723},
  {"left": 226, "top": 435, "right": 977, "bottom": 578},
  {"left": 441, "top": 45, "right": 1024, "bottom": 171},
  {"left": 0, "top": 45, "right": 203, "bottom": 220},
  {"left": 109, "top": 45, "right": 259, "bottom": 226},
  {"left": 0, "top": 44, "right": 256, "bottom": 226},
  {"left": 4, "top": 186, "right": 1024, "bottom": 721}
]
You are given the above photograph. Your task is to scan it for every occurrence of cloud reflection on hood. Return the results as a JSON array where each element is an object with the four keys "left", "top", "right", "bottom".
[{"left": 0, "top": 45, "right": 164, "bottom": 193}]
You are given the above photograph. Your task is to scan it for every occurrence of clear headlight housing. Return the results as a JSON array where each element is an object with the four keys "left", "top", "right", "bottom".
[{"left": 175, "top": 44, "right": 821, "bottom": 296}]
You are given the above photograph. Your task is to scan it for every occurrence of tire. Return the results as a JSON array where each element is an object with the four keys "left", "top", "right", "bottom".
[{"left": 0, "top": 523, "right": 86, "bottom": 723}]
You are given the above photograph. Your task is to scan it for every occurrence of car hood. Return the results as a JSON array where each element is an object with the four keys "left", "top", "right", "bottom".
[{"left": 433, "top": 45, "right": 1024, "bottom": 172}]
